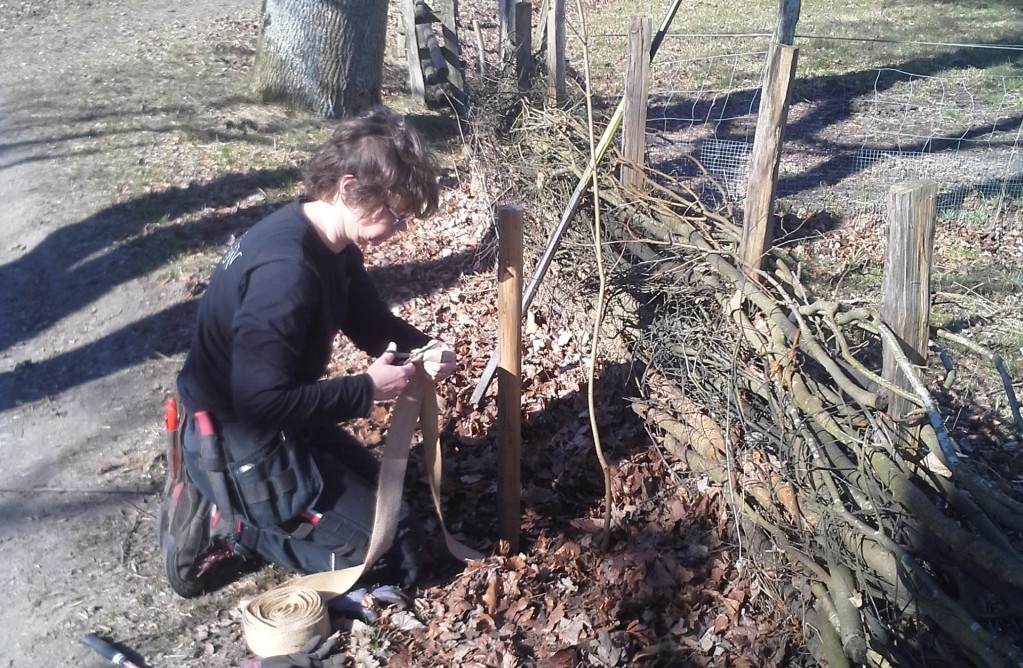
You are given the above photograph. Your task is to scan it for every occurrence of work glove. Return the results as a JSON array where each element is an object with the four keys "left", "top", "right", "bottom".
[
  {"left": 250, "top": 634, "right": 344, "bottom": 668},
  {"left": 421, "top": 339, "right": 456, "bottom": 382},
  {"left": 328, "top": 584, "right": 411, "bottom": 622}
]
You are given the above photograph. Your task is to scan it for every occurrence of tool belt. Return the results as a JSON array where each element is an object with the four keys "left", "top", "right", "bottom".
[{"left": 186, "top": 412, "right": 323, "bottom": 531}]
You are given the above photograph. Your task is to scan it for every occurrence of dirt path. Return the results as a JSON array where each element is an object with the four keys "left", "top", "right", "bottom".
[{"left": 0, "top": 2, "right": 256, "bottom": 665}]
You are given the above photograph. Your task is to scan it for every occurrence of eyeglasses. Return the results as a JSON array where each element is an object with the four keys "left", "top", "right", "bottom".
[{"left": 386, "top": 205, "right": 413, "bottom": 226}]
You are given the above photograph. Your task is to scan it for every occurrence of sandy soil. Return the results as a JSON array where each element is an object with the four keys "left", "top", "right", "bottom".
[{"left": 0, "top": 1, "right": 265, "bottom": 665}]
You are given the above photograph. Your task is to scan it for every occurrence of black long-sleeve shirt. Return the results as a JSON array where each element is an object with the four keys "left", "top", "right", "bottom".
[{"left": 177, "top": 199, "right": 430, "bottom": 429}]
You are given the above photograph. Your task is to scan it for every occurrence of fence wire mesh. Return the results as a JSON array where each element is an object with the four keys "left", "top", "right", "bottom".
[{"left": 573, "top": 29, "right": 1023, "bottom": 221}]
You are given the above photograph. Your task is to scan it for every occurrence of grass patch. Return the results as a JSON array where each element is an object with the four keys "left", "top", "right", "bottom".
[{"left": 575, "top": 0, "right": 1021, "bottom": 90}]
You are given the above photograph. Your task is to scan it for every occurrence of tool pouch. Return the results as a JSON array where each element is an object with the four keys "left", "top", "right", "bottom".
[{"left": 218, "top": 422, "right": 324, "bottom": 530}]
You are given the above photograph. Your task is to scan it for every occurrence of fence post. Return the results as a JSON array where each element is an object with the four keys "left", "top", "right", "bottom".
[
  {"left": 497, "top": 205, "right": 523, "bottom": 552},
  {"left": 546, "top": 0, "right": 565, "bottom": 105},
  {"left": 402, "top": 0, "right": 427, "bottom": 102},
  {"left": 533, "top": 0, "right": 549, "bottom": 48},
  {"left": 621, "top": 16, "right": 652, "bottom": 191},
  {"left": 739, "top": 43, "right": 798, "bottom": 274},
  {"left": 881, "top": 181, "right": 937, "bottom": 435},
  {"left": 499, "top": 0, "right": 515, "bottom": 62},
  {"left": 775, "top": 0, "right": 801, "bottom": 45},
  {"left": 473, "top": 19, "right": 487, "bottom": 75},
  {"left": 515, "top": 1, "right": 533, "bottom": 92}
]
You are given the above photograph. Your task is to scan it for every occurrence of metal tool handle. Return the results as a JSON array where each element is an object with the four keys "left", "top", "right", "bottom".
[{"left": 80, "top": 633, "right": 140, "bottom": 668}]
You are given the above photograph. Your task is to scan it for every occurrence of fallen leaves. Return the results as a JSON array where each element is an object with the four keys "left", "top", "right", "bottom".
[{"left": 295, "top": 135, "right": 808, "bottom": 666}]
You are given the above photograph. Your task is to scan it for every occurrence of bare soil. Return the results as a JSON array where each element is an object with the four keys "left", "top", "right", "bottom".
[
  {"left": 1, "top": 1, "right": 943, "bottom": 666},
  {"left": 0, "top": 2, "right": 280, "bottom": 665}
]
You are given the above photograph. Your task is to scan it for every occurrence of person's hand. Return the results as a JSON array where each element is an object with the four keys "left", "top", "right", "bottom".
[
  {"left": 421, "top": 339, "right": 456, "bottom": 382},
  {"left": 254, "top": 634, "right": 344, "bottom": 667},
  {"left": 367, "top": 345, "right": 415, "bottom": 401}
]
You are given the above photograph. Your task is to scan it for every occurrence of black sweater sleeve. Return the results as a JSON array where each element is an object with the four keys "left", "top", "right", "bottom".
[
  {"left": 230, "top": 259, "right": 374, "bottom": 428},
  {"left": 341, "top": 249, "right": 431, "bottom": 356}
]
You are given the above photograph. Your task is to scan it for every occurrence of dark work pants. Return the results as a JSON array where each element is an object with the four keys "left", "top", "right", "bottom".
[{"left": 181, "top": 417, "right": 422, "bottom": 587}]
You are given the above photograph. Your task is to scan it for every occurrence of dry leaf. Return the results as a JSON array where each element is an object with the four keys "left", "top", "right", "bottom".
[{"left": 483, "top": 576, "right": 500, "bottom": 616}]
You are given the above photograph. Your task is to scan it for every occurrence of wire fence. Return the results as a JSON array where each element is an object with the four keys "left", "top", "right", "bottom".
[{"left": 576, "top": 30, "right": 1023, "bottom": 221}]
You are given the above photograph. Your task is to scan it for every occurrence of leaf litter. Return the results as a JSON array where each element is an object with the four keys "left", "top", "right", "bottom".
[{"left": 315, "top": 176, "right": 807, "bottom": 666}]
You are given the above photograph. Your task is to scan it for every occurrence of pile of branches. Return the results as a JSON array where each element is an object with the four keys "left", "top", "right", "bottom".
[
  {"left": 477, "top": 101, "right": 1023, "bottom": 665},
  {"left": 610, "top": 181, "right": 1023, "bottom": 666}
]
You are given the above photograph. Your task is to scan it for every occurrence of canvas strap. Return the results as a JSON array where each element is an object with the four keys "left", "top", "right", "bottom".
[{"left": 240, "top": 344, "right": 482, "bottom": 658}]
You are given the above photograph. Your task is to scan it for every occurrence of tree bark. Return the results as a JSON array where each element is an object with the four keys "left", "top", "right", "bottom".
[{"left": 256, "top": 0, "right": 387, "bottom": 118}]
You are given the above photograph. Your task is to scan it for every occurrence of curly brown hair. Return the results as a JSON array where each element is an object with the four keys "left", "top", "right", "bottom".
[{"left": 302, "top": 106, "right": 440, "bottom": 218}]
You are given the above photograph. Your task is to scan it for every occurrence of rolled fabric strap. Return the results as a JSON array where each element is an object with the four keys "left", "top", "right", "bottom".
[
  {"left": 240, "top": 343, "right": 483, "bottom": 657},
  {"left": 241, "top": 586, "right": 331, "bottom": 659}
]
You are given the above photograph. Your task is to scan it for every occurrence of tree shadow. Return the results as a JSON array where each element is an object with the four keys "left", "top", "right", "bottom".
[
  {"left": 0, "top": 299, "right": 199, "bottom": 411},
  {"left": 0, "top": 167, "right": 296, "bottom": 355},
  {"left": 0, "top": 239, "right": 488, "bottom": 410},
  {"left": 0, "top": 91, "right": 323, "bottom": 173}
]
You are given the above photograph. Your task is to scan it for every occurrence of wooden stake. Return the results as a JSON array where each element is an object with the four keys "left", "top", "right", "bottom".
[
  {"left": 499, "top": 0, "right": 515, "bottom": 62},
  {"left": 621, "top": 16, "right": 652, "bottom": 191},
  {"left": 881, "top": 180, "right": 937, "bottom": 429},
  {"left": 775, "top": 0, "right": 801, "bottom": 45},
  {"left": 402, "top": 0, "right": 427, "bottom": 103},
  {"left": 546, "top": 0, "right": 565, "bottom": 105},
  {"left": 739, "top": 43, "right": 797, "bottom": 274},
  {"left": 515, "top": 1, "right": 533, "bottom": 93},
  {"left": 473, "top": 19, "right": 487, "bottom": 75},
  {"left": 497, "top": 204, "right": 523, "bottom": 552}
]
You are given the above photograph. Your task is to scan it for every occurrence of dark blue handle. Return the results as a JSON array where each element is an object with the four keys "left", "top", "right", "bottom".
[{"left": 81, "top": 633, "right": 124, "bottom": 665}]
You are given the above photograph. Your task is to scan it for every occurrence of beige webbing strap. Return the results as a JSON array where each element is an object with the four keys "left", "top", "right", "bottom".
[{"left": 241, "top": 351, "right": 482, "bottom": 658}]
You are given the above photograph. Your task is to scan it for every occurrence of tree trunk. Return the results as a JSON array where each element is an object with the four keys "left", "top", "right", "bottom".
[{"left": 256, "top": 0, "right": 387, "bottom": 118}]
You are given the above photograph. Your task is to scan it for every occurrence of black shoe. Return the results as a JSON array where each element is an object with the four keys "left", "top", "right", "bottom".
[
  {"left": 362, "top": 517, "right": 423, "bottom": 590},
  {"left": 159, "top": 466, "right": 237, "bottom": 598}
]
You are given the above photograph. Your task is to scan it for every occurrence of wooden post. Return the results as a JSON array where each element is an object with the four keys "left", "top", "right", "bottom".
[
  {"left": 739, "top": 43, "right": 797, "bottom": 273},
  {"left": 775, "top": 0, "right": 801, "bottom": 45},
  {"left": 515, "top": 1, "right": 533, "bottom": 93},
  {"left": 432, "top": 0, "right": 466, "bottom": 112},
  {"left": 497, "top": 205, "right": 523, "bottom": 552},
  {"left": 546, "top": 0, "right": 565, "bottom": 105},
  {"left": 881, "top": 181, "right": 937, "bottom": 430},
  {"left": 499, "top": 0, "right": 515, "bottom": 62},
  {"left": 533, "top": 0, "right": 549, "bottom": 48},
  {"left": 621, "top": 16, "right": 652, "bottom": 191},
  {"left": 402, "top": 0, "right": 427, "bottom": 102},
  {"left": 473, "top": 19, "right": 487, "bottom": 75}
]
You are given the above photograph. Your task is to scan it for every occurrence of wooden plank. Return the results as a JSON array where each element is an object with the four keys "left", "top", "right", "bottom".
[
  {"left": 546, "top": 0, "right": 565, "bottom": 105},
  {"left": 401, "top": 0, "right": 426, "bottom": 102},
  {"left": 498, "top": 0, "right": 515, "bottom": 62},
  {"left": 435, "top": 0, "right": 466, "bottom": 111},
  {"left": 739, "top": 43, "right": 797, "bottom": 274},
  {"left": 881, "top": 180, "right": 937, "bottom": 426},
  {"left": 621, "top": 16, "right": 652, "bottom": 191},
  {"left": 497, "top": 204, "right": 524, "bottom": 552},
  {"left": 473, "top": 18, "right": 487, "bottom": 75},
  {"left": 515, "top": 1, "right": 533, "bottom": 93},
  {"left": 533, "top": 0, "right": 549, "bottom": 49},
  {"left": 416, "top": 22, "right": 448, "bottom": 85}
]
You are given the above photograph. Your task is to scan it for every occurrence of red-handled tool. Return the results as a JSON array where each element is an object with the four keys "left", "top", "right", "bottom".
[
  {"left": 164, "top": 398, "right": 181, "bottom": 493},
  {"left": 80, "top": 633, "right": 143, "bottom": 668},
  {"left": 194, "top": 410, "right": 234, "bottom": 525}
]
